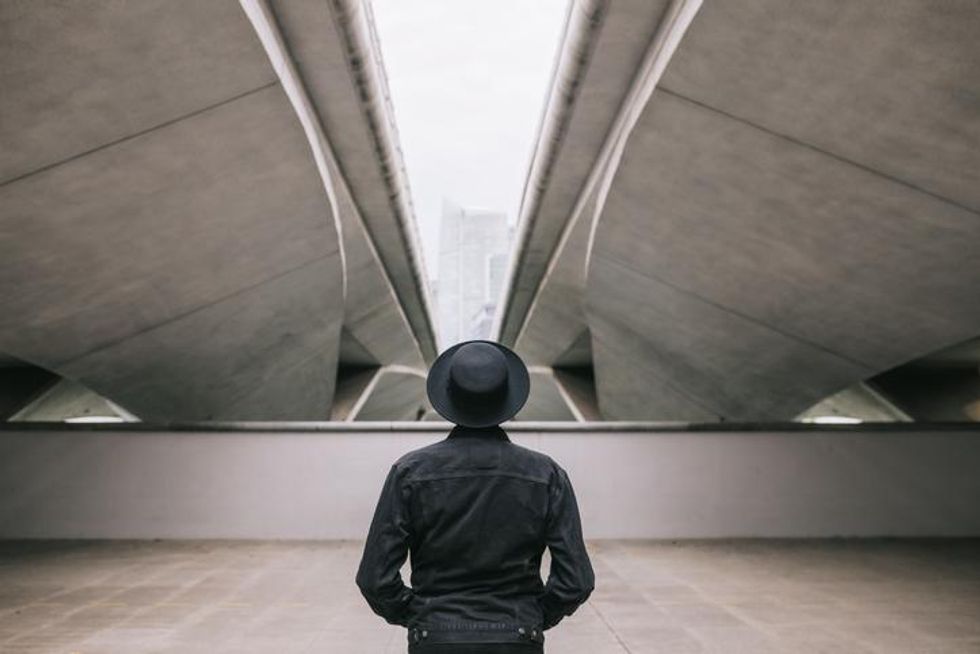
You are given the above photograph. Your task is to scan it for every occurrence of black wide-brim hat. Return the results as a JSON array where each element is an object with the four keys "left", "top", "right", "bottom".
[{"left": 426, "top": 340, "right": 530, "bottom": 428}]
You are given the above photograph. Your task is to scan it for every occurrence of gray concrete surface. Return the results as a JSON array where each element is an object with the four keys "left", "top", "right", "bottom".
[
  {"left": 1, "top": 424, "right": 978, "bottom": 539},
  {"left": 0, "top": 539, "right": 978, "bottom": 653},
  {"left": 497, "top": 0, "right": 671, "bottom": 348},
  {"left": 497, "top": 0, "right": 980, "bottom": 422},
  {"left": 268, "top": 0, "right": 437, "bottom": 363},
  {"left": 0, "top": 79, "right": 346, "bottom": 420},
  {"left": 352, "top": 369, "right": 426, "bottom": 421},
  {"left": 659, "top": 0, "right": 980, "bottom": 213},
  {"left": 0, "top": 0, "right": 434, "bottom": 421},
  {"left": 514, "top": 370, "right": 579, "bottom": 422},
  {"left": 588, "top": 84, "right": 980, "bottom": 420},
  {"left": 0, "top": 1, "right": 274, "bottom": 183}
]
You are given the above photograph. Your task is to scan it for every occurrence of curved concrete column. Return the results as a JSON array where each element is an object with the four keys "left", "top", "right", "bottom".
[
  {"left": 0, "top": 6, "right": 345, "bottom": 416},
  {"left": 584, "top": 0, "right": 980, "bottom": 420},
  {"left": 243, "top": 0, "right": 428, "bottom": 369},
  {"left": 268, "top": 0, "right": 437, "bottom": 363},
  {"left": 0, "top": 0, "right": 434, "bottom": 420},
  {"left": 500, "top": 0, "right": 980, "bottom": 421}
]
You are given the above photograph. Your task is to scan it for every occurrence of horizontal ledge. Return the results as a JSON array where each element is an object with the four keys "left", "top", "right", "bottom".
[
  {"left": 1, "top": 537, "right": 978, "bottom": 544},
  {"left": 1, "top": 421, "right": 978, "bottom": 434}
]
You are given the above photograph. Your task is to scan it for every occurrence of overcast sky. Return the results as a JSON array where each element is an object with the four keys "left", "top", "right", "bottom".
[{"left": 370, "top": 0, "right": 568, "bottom": 281}]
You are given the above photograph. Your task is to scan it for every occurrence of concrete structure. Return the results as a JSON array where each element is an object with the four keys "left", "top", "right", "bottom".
[
  {"left": 0, "top": 0, "right": 436, "bottom": 422},
  {"left": 2, "top": 423, "right": 978, "bottom": 539},
  {"left": 2, "top": 539, "right": 978, "bottom": 653},
  {"left": 436, "top": 200, "right": 512, "bottom": 346},
  {"left": 495, "top": 0, "right": 980, "bottom": 422},
  {"left": 3, "top": 6, "right": 979, "bottom": 651},
  {"left": 1, "top": 419, "right": 978, "bottom": 650}
]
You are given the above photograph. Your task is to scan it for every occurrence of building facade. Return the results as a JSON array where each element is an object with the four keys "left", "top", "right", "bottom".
[{"left": 437, "top": 200, "right": 512, "bottom": 347}]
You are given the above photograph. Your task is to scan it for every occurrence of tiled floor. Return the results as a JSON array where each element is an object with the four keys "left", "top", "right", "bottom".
[{"left": 0, "top": 540, "right": 978, "bottom": 653}]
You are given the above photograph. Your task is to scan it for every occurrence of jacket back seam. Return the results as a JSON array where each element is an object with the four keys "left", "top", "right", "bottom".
[{"left": 406, "top": 471, "right": 549, "bottom": 485}]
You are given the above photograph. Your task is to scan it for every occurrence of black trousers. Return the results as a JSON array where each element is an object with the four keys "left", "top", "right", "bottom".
[{"left": 408, "top": 644, "right": 543, "bottom": 654}]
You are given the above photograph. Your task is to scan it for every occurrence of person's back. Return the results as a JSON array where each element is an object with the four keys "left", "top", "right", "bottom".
[{"left": 356, "top": 341, "right": 594, "bottom": 653}]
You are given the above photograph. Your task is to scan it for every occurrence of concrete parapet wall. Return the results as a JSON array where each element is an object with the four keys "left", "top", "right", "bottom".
[{"left": 0, "top": 424, "right": 978, "bottom": 539}]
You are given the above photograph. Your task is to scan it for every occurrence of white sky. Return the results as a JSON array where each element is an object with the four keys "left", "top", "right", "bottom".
[{"left": 370, "top": 0, "right": 569, "bottom": 281}]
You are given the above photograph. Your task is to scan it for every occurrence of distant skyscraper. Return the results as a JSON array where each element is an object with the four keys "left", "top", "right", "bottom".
[{"left": 437, "top": 199, "right": 512, "bottom": 347}]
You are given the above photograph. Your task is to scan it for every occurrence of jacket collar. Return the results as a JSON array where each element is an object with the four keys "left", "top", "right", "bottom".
[{"left": 448, "top": 425, "right": 510, "bottom": 442}]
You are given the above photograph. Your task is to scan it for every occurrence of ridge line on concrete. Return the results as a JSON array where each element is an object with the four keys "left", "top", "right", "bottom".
[
  {"left": 658, "top": 87, "right": 980, "bottom": 218},
  {"left": 324, "top": 0, "right": 438, "bottom": 360},
  {"left": 588, "top": 326, "right": 725, "bottom": 421},
  {"left": 0, "top": 82, "right": 279, "bottom": 190},
  {"left": 596, "top": 254, "right": 876, "bottom": 372},
  {"left": 55, "top": 254, "right": 334, "bottom": 369},
  {"left": 498, "top": 0, "right": 703, "bottom": 349},
  {"left": 492, "top": 0, "right": 609, "bottom": 344},
  {"left": 242, "top": 0, "right": 429, "bottom": 368}
]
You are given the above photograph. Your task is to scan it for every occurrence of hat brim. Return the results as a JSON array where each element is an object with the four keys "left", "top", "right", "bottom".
[{"left": 426, "top": 340, "right": 530, "bottom": 428}]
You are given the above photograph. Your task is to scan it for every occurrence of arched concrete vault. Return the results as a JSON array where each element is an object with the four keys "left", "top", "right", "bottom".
[
  {"left": 0, "top": 0, "right": 435, "bottom": 421},
  {"left": 497, "top": 0, "right": 980, "bottom": 421}
]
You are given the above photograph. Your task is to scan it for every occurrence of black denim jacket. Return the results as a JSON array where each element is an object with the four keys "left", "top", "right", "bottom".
[{"left": 356, "top": 426, "right": 594, "bottom": 646}]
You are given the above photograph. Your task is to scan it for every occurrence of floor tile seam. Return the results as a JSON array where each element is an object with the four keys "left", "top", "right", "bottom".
[{"left": 586, "top": 600, "right": 637, "bottom": 653}]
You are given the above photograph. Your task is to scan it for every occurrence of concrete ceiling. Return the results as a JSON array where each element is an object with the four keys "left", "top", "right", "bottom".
[
  {"left": 498, "top": 0, "right": 980, "bottom": 421},
  {"left": 0, "top": 0, "right": 434, "bottom": 421}
]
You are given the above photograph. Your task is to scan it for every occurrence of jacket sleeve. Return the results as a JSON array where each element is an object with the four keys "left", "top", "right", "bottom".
[
  {"left": 356, "top": 464, "right": 419, "bottom": 626},
  {"left": 539, "top": 465, "right": 595, "bottom": 630}
]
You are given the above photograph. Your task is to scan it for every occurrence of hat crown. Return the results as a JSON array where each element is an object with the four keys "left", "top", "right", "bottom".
[
  {"left": 426, "top": 340, "right": 529, "bottom": 428},
  {"left": 449, "top": 342, "right": 508, "bottom": 396}
]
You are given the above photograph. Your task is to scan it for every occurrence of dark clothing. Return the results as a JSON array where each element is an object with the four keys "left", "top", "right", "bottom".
[
  {"left": 409, "top": 644, "right": 542, "bottom": 654},
  {"left": 356, "top": 426, "right": 594, "bottom": 650}
]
